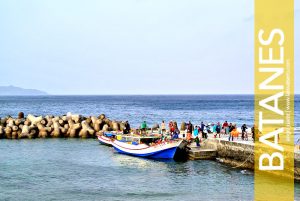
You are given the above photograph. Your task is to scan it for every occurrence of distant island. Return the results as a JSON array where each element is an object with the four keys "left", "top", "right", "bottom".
[{"left": 0, "top": 85, "right": 48, "bottom": 96}]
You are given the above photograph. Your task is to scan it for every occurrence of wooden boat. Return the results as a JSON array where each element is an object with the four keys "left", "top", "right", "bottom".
[
  {"left": 111, "top": 136, "right": 182, "bottom": 159},
  {"left": 97, "top": 132, "right": 117, "bottom": 146}
]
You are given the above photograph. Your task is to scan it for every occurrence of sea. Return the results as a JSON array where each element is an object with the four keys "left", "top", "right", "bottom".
[{"left": 0, "top": 95, "right": 299, "bottom": 201}]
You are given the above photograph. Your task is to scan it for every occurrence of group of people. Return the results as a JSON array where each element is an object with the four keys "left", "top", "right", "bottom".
[
  {"left": 161, "top": 120, "right": 180, "bottom": 139},
  {"left": 219, "top": 121, "right": 250, "bottom": 141},
  {"left": 168, "top": 120, "right": 255, "bottom": 144},
  {"left": 139, "top": 120, "right": 255, "bottom": 144}
]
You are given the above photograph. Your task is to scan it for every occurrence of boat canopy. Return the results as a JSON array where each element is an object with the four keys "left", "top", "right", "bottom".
[{"left": 121, "top": 135, "right": 161, "bottom": 144}]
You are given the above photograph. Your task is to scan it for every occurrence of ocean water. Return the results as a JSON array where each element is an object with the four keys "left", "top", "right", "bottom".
[
  {"left": 0, "top": 95, "right": 299, "bottom": 127},
  {"left": 0, "top": 139, "right": 254, "bottom": 201},
  {"left": 0, "top": 95, "right": 300, "bottom": 200}
]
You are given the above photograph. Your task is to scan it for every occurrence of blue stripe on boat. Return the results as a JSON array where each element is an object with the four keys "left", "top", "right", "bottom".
[
  {"left": 113, "top": 146, "right": 177, "bottom": 159},
  {"left": 104, "top": 133, "right": 115, "bottom": 137}
]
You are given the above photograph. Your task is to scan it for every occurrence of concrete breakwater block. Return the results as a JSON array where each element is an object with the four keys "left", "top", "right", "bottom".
[{"left": 0, "top": 112, "right": 127, "bottom": 139}]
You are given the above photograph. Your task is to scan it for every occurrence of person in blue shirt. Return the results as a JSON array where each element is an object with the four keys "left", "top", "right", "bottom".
[
  {"left": 212, "top": 123, "right": 217, "bottom": 138},
  {"left": 216, "top": 122, "right": 221, "bottom": 138},
  {"left": 200, "top": 122, "right": 205, "bottom": 132},
  {"left": 172, "top": 129, "right": 180, "bottom": 139},
  {"left": 193, "top": 126, "right": 199, "bottom": 138}
]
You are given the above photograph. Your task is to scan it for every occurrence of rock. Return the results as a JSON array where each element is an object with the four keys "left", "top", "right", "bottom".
[
  {"left": 19, "top": 125, "right": 30, "bottom": 139},
  {"left": 112, "top": 121, "right": 119, "bottom": 131},
  {"left": 98, "top": 114, "right": 106, "bottom": 120},
  {"left": 67, "top": 113, "right": 83, "bottom": 123},
  {"left": 51, "top": 120, "right": 61, "bottom": 138},
  {"left": 58, "top": 119, "right": 65, "bottom": 126},
  {"left": 102, "top": 124, "right": 109, "bottom": 131},
  {"left": 27, "top": 114, "right": 42, "bottom": 126},
  {"left": 0, "top": 113, "right": 125, "bottom": 139},
  {"left": 15, "top": 119, "right": 24, "bottom": 126},
  {"left": 40, "top": 118, "right": 47, "bottom": 125},
  {"left": 28, "top": 127, "right": 38, "bottom": 139},
  {"left": 64, "top": 124, "right": 69, "bottom": 130},
  {"left": 85, "top": 118, "right": 92, "bottom": 125},
  {"left": 79, "top": 121, "right": 95, "bottom": 138},
  {"left": 0, "top": 117, "right": 7, "bottom": 126},
  {"left": 71, "top": 115, "right": 80, "bottom": 123},
  {"left": 60, "top": 127, "right": 68, "bottom": 136},
  {"left": 12, "top": 131, "right": 18, "bottom": 139},
  {"left": 5, "top": 126, "right": 12, "bottom": 139},
  {"left": 62, "top": 124, "right": 69, "bottom": 137},
  {"left": 107, "top": 119, "right": 113, "bottom": 128},
  {"left": 67, "top": 119, "right": 81, "bottom": 138},
  {"left": 91, "top": 116, "right": 101, "bottom": 132},
  {"left": 12, "top": 125, "right": 18, "bottom": 132},
  {"left": 45, "top": 116, "right": 53, "bottom": 127},
  {"left": 37, "top": 123, "right": 48, "bottom": 138},
  {"left": 18, "top": 112, "right": 24, "bottom": 119},
  {"left": 0, "top": 126, "right": 4, "bottom": 138},
  {"left": 119, "top": 122, "right": 126, "bottom": 131},
  {"left": 7, "top": 118, "right": 14, "bottom": 127}
]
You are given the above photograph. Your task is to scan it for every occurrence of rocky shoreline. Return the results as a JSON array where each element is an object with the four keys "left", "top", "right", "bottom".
[{"left": 0, "top": 112, "right": 126, "bottom": 139}]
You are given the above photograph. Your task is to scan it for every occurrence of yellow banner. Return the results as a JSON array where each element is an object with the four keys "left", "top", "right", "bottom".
[{"left": 255, "top": 0, "right": 294, "bottom": 200}]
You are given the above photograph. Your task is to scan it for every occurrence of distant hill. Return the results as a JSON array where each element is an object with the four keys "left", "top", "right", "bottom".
[{"left": 0, "top": 85, "right": 48, "bottom": 96}]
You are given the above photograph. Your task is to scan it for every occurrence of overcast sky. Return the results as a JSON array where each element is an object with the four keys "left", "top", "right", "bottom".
[{"left": 0, "top": 0, "right": 299, "bottom": 95}]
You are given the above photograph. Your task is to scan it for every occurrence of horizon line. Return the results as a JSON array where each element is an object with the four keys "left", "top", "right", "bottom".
[{"left": 1, "top": 93, "right": 300, "bottom": 96}]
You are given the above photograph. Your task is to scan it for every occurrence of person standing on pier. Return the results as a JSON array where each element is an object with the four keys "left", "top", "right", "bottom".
[
  {"left": 251, "top": 124, "right": 261, "bottom": 142},
  {"left": 222, "top": 121, "right": 229, "bottom": 134},
  {"left": 187, "top": 121, "right": 193, "bottom": 142},
  {"left": 200, "top": 122, "right": 205, "bottom": 133},
  {"left": 251, "top": 125, "right": 254, "bottom": 142},
  {"left": 228, "top": 123, "right": 234, "bottom": 141},
  {"left": 216, "top": 122, "right": 221, "bottom": 138},
  {"left": 200, "top": 122, "right": 208, "bottom": 139},
  {"left": 188, "top": 121, "right": 193, "bottom": 133},
  {"left": 193, "top": 126, "right": 199, "bottom": 138},
  {"left": 241, "top": 124, "right": 248, "bottom": 140},
  {"left": 212, "top": 123, "right": 217, "bottom": 137},
  {"left": 230, "top": 125, "right": 239, "bottom": 141},
  {"left": 194, "top": 135, "right": 200, "bottom": 147}
]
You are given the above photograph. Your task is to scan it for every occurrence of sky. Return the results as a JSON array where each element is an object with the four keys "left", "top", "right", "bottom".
[{"left": 0, "top": 0, "right": 299, "bottom": 95}]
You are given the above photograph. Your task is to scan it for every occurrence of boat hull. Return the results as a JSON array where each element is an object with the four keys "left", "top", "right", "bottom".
[
  {"left": 112, "top": 140, "right": 182, "bottom": 159},
  {"left": 98, "top": 135, "right": 113, "bottom": 146}
]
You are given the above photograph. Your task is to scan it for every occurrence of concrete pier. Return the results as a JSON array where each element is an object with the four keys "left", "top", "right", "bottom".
[
  {"left": 193, "top": 136, "right": 300, "bottom": 181},
  {"left": 188, "top": 147, "right": 217, "bottom": 160}
]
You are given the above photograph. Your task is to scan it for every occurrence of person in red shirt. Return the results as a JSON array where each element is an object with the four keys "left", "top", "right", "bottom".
[{"left": 222, "top": 121, "right": 229, "bottom": 134}]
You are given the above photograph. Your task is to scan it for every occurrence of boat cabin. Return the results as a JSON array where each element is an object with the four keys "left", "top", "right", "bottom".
[{"left": 120, "top": 135, "right": 161, "bottom": 145}]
